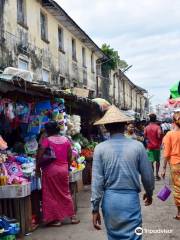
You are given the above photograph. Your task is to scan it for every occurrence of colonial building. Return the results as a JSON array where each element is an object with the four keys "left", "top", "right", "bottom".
[
  {"left": 0, "top": 0, "right": 148, "bottom": 116},
  {"left": 0, "top": 0, "right": 106, "bottom": 97},
  {"left": 109, "top": 69, "right": 148, "bottom": 119}
]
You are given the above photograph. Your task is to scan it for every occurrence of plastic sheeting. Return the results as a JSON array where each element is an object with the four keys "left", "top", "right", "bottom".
[
  {"left": 92, "top": 98, "right": 111, "bottom": 111},
  {"left": 170, "top": 81, "right": 180, "bottom": 99},
  {"left": 2, "top": 67, "right": 33, "bottom": 82}
]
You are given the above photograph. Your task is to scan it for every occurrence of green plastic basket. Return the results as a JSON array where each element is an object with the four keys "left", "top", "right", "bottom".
[{"left": 0, "top": 235, "right": 16, "bottom": 240}]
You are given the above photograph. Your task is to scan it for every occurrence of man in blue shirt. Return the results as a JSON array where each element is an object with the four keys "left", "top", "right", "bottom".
[{"left": 91, "top": 106, "right": 154, "bottom": 240}]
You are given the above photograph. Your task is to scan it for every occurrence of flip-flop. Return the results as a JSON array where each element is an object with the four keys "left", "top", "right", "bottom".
[
  {"left": 174, "top": 216, "right": 180, "bottom": 220},
  {"left": 50, "top": 222, "right": 62, "bottom": 227},
  {"left": 71, "top": 218, "right": 80, "bottom": 224}
]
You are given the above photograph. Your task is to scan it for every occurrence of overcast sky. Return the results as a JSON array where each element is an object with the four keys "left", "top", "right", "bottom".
[{"left": 57, "top": 0, "right": 180, "bottom": 105}]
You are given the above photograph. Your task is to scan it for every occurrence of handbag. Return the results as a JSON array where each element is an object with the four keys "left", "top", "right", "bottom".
[
  {"left": 38, "top": 139, "right": 56, "bottom": 169},
  {"left": 157, "top": 179, "right": 171, "bottom": 201}
]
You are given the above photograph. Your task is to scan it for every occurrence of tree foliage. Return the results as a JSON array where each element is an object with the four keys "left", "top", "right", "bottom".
[{"left": 101, "top": 44, "right": 128, "bottom": 72}]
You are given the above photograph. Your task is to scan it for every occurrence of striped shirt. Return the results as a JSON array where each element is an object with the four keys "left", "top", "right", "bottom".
[{"left": 91, "top": 133, "right": 154, "bottom": 211}]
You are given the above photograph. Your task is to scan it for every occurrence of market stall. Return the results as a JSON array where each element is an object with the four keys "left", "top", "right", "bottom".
[
  {"left": 0, "top": 71, "right": 102, "bottom": 238},
  {"left": 163, "top": 81, "right": 180, "bottom": 118}
]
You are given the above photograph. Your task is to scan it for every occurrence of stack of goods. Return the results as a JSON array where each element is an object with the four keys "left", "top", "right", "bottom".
[
  {"left": 0, "top": 153, "right": 35, "bottom": 198},
  {"left": 66, "top": 115, "right": 81, "bottom": 136},
  {"left": 52, "top": 98, "right": 67, "bottom": 134},
  {"left": 0, "top": 96, "right": 89, "bottom": 185},
  {"left": 0, "top": 136, "right": 37, "bottom": 197},
  {"left": 68, "top": 134, "right": 86, "bottom": 182},
  {"left": 0, "top": 216, "right": 20, "bottom": 240},
  {"left": 69, "top": 140, "right": 84, "bottom": 182},
  {"left": 70, "top": 134, "right": 98, "bottom": 161},
  {"left": 0, "top": 98, "right": 67, "bottom": 142},
  {"left": 70, "top": 142, "right": 85, "bottom": 173},
  {"left": 81, "top": 141, "right": 98, "bottom": 159}
]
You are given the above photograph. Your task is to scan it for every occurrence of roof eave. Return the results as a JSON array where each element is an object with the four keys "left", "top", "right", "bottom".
[
  {"left": 42, "top": 0, "right": 107, "bottom": 59},
  {"left": 119, "top": 69, "right": 147, "bottom": 94}
]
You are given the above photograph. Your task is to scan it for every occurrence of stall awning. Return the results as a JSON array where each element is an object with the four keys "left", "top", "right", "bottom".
[{"left": 0, "top": 75, "right": 102, "bottom": 121}]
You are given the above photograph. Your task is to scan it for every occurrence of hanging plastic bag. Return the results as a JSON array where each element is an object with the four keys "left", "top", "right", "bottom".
[{"left": 157, "top": 180, "right": 171, "bottom": 201}]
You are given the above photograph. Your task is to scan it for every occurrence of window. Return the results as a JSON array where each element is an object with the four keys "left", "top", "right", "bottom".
[
  {"left": 17, "top": 0, "right": 27, "bottom": 26},
  {"left": 58, "top": 27, "right": 64, "bottom": 51},
  {"left": 42, "top": 69, "right": 50, "bottom": 82},
  {"left": 72, "top": 38, "right": 76, "bottom": 61},
  {"left": 18, "top": 58, "right": 28, "bottom": 70},
  {"left": 73, "top": 82, "right": 78, "bottom": 87},
  {"left": 89, "top": 90, "right": 95, "bottom": 99},
  {"left": 40, "top": 11, "right": 48, "bottom": 42},
  {"left": 83, "top": 69, "right": 87, "bottom": 85},
  {"left": 82, "top": 47, "right": 86, "bottom": 67},
  {"left": 60, "top": 76, "right": 65, "bottom": 88},
  {"left": 91, "top": 53, "right": 95, "bottom": 73}
]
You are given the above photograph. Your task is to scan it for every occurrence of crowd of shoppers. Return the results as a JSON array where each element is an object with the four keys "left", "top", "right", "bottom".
[
  {"left": 34, "top": 107, "right": 179, "bottom": 239},
  {"left": 92, "top": 107, "right": 180, "bottom": 240}
]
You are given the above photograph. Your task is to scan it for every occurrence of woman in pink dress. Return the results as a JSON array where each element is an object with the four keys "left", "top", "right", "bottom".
[{"left": 37, "top": 121, "right": 80, "bottom": 226}]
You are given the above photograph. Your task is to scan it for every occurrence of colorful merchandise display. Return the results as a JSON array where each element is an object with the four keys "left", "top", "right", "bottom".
[
  {"left": 164, "top": 81, "right": 180, "bottom": 114},
  {"left": 0, "top": 94, "right": 99, "bottom": 235},
  {"left": 66, "top": 115, "right": 81, "bottom": 136},
  {"left": 170, "top": 81, "right": 180, "bottom": 99},
  {"left": 0, "top": 216, "right": 20, "bottom": 239},
  {"left": 0, "top": 97, "right": 85, "bottom": 188}
]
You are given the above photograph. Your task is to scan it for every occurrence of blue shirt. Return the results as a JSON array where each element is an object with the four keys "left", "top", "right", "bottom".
[{"left": 91, "top": 133, "right": 154, "bottom": 211}]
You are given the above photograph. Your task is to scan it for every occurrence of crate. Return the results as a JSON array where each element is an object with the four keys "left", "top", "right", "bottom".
[
  {"left": 69, "top": 171, "right": 82, "bottom": 183},
  {"left": 0, "top": 183, "right": 31, "bottom": 199},
  {"left": 0, "top": 196, "right": 32, "bottom": 235},
  {"left": 0, "top": 235, "right": 16, "bottom": 240}
]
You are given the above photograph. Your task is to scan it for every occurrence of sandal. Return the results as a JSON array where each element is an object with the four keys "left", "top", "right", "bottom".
[
  {"left": 50, "top": 222, "right": 62, "bottom": 227},
  {"left": 174, "top": 216, "right": 180, "bottom": 221},
  {"left": 45, "top": 221, "right": 62, "bottom": 227},
  {"left": 71, "top": 217, "right": 80, "bottom": 225}
]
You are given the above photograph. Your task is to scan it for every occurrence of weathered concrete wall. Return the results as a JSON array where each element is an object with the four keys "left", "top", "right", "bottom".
[
  {"left": 109, "top": 70, "right": 120, "bottom": 105},
  {"left": 108, "top": 71, "right": 146, "bottom": 112},
  {"left": 0, "top": 0, "right": 98, "bottom": 91}
]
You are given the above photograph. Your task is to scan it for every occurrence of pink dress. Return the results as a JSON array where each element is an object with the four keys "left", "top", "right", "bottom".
[{"left": 41, "top": 136, "right": 75, "bottom": 223}]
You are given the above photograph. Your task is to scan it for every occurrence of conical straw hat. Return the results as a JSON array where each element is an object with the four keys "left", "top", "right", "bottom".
[{"left": 94, "top": 105, "right": 133, "bottom": 125}]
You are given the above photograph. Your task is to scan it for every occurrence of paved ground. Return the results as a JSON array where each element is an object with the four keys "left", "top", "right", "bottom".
[{"left": 25, "top": 174, "right": 180, "bottom": 240}]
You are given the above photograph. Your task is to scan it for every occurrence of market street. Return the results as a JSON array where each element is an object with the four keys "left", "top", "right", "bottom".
[
  {"left": 26, "top": 175, "right": 180, "bottom": 240},
  {"left": 1, "top": 1, "right": 180, "bottom": 240}
]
